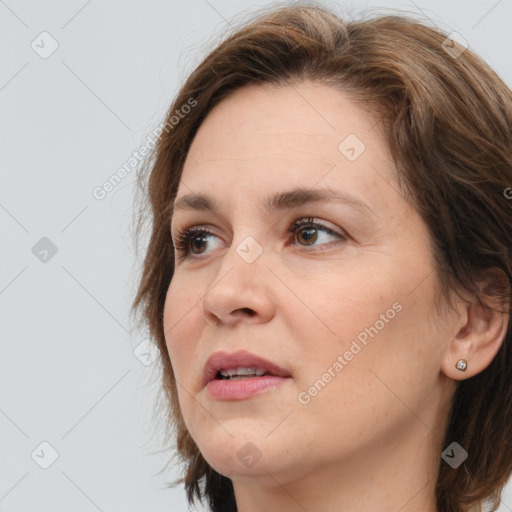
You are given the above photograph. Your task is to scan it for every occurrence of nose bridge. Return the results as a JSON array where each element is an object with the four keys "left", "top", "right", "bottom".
[
  {"left": 202, "top": 228, "right": 274, "bottom": 324},
  {"left": 214, "top": 204, "right": 269, "bottom": 276}
]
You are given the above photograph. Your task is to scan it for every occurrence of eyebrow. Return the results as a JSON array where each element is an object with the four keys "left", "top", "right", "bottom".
[{"left": 171, "top": 187, "right": 374, "bottom": 219}]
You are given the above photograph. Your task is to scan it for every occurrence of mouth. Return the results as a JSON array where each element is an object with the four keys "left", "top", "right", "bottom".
[
  {"left": 203, "top": 350, "right": 292, "bottom": 400},
  {"left": 203, "top": 350, "right": 291, "bottom": 384},
  {"left": 216, "top": 367, "right": 271, "bottom": 380}
]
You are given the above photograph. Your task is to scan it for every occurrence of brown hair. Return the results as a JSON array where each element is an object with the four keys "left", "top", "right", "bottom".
[{"left": 131, "top": 3, "right": 512, "bottom": 511}]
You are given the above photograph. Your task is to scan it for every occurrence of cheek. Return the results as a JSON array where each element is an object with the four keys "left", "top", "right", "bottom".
[
  {"left": 162, "top": 278, "right": 204, "bottom": 382},
  {"left": 290, "top": 267, "right": 396, "bottom": 363},
  {"left": 292, "top": 265, "right": 440, "bottom": 404},
  {"left": 162, "top": 279, "right": 210, "bottom": 438},
  {"left": 293, "top": 303, "right": 440, "bottom": 457}
]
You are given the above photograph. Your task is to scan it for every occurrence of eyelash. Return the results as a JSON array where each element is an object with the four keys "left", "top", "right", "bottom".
[{"left": 172, "top": 217, "right": 347, "bottom": 259}]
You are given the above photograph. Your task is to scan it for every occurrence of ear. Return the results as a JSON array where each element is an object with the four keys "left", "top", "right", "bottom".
[{"left": 441, "top": 269, "right": 510, "bottom": 381}]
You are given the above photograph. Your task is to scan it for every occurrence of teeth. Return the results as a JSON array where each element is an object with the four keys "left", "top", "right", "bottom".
[{"left": 219, "top": 367, "right": 267, "bottom": 379}]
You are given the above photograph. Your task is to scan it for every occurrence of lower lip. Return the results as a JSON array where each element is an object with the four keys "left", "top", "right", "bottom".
[{"left": 206, "top": 376, "right": 290, "bottom": 400}]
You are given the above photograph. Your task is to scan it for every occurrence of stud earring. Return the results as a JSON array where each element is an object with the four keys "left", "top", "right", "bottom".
[{"left": 456, "top": 359, "right": 468, "bottom": 371}]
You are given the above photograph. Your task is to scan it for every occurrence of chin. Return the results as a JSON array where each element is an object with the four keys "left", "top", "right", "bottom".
[
  {"left": 198, "top": 443, "right": 266, "bottom": 477},
  {"left": 192, "top": 428, "right": 287, "bottom": 478}
]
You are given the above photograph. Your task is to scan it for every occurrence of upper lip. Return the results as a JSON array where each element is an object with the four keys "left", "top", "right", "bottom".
[{"left": 203, "top": 350, "right": 291, "bottom": 385}]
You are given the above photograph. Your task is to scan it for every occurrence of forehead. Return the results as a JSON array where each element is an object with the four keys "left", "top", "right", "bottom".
[
  {"left": 184, "top": 82, "right": 382, "bottom": 166},
  {"left": 176, "top": 82, "right": 398, "bottom": 219}
]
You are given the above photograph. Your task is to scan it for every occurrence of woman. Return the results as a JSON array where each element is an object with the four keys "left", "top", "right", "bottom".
[{"left": 132, "top": 4, "right": 512, "bottom": 511}]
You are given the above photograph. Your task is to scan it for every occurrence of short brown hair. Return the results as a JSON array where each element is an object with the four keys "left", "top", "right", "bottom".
[{"left": 132, "top": 4, "right": 512, "bottom": 511}]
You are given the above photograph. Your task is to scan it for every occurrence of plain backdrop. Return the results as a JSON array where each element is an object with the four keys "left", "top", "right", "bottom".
[{"left": 1, "top": 0, "right": 511, "bottom": 511}]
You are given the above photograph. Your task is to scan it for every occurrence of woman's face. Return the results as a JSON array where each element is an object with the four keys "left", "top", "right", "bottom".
[{"left": 164, "top": 82, "right": 457, "bottom": 484}]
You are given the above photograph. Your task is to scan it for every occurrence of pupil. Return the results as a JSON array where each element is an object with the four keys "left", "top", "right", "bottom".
[
  {"left": 191, "top": 235, "right": 207, "bottom": 253},
  {"left": 298, "top": 227, "right": 317, "bottom": 245}
]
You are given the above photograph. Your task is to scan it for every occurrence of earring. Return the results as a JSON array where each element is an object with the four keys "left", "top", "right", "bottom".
[{"left": 455, "top": 359, "right": 468, "bottom": 371}]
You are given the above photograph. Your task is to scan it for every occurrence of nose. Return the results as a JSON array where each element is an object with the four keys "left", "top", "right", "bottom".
[{"left": 202, "top": 240, "right": 276, "bottom": 326}]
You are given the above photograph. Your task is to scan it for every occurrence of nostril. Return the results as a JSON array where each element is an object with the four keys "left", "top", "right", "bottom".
[
  {"left": 238, "top": 307, "right": 256, "bottom": 316},
  {"left": 206, "top": 312, "right": 220, "bottom": 325}
]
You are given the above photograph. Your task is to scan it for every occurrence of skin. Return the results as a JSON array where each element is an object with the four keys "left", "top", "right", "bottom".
[{"left": 163, "top": 82, "right": 508, "bottom": 512}]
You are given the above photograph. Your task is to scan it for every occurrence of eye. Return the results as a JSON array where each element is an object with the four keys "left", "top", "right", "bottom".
[
  {"left": 173, "top": 226, "right": 221, "bottom": 258},
  {"left": 172, "top": 217, "right": 347, "bottom": 260},
  {"left": 289, "top": 217, "right": 347, "bottom": 249}
]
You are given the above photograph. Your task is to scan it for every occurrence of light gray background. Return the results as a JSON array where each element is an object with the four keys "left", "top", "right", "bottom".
[{"left": 1, "top": 0, "right": 511, "bottom": 511}]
